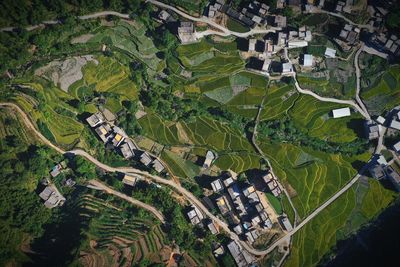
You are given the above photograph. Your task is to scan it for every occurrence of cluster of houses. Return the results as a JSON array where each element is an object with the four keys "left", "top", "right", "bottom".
[
  {"left": 38, "top": 161, "right": 69, "bottom": 209},
  {"left": 188, "top": 171, "right": 284, "bottom": 240},
  {"left": 367, "top": 107, "right": 400, "bottom": 191},
  {"left": 86, "top": 111, "right": 165, "bottom": 174}
]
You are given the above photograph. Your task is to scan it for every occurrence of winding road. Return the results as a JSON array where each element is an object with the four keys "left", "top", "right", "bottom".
[{"left": 0, "top": 100, "right": 378, "bottom": 257}]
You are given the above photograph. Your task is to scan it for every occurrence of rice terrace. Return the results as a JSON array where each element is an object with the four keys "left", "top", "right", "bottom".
[{"left": 0, "top": 0, "right": 400, "bottom": 267}]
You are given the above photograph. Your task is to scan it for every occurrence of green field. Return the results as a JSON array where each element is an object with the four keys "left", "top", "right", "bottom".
[
  {"left": 214, "top": 152, "right": 261, "bottom": 173},
  {"left": 361, "top": 65, "right": 400, "bottom": 112},
  {"left": 161, "top": 150, "right": 200, "bottom": 179}
]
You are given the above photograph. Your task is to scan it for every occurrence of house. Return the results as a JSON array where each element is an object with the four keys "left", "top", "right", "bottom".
[
  {"left": 86, "top": 112, "right": 105, "bottom": 127},
  {"left": 101, "top": 108, "right": 116, "bottom": 122},
  {"left": 119, "top": 139, "right": 136, "bottom": 159},
  {"left": 111, "top": 127, "right": 126, "bottom": 147},
  {"left": 187, "top": 205, "right": 204, "bottom": 225},
  {"left": 332, "top": 107, "right": 351, "bottom": 118},
  {"left": 262, "top": 59, "right": 271, "bottom": 72},
  {"left": 232, "top": 196, "right": 247, "bottom": 216},
  {"left": 302, "top": 54, "right": 313, "bottom": 67},
  {"left": 227, "top": 183, "right": 241, "bottom": 200},
  {"left": 95, "top": 123, "right": 113, "bottom": 143},
  {"left": 178, "top": 22, "right": 198, "bottom": 44},
  {"left": 274, "top": 15, "right": 287, "bottom": 27},
  {"left": 288, "top": 40, "right": 308, "bottom": 48},
  {"left": 152, "top": 159, "right": 165, "bottom": 173},
  {"left": 247, "top": 191, "right": 260, "bottom": 203},
  {"left": 389, "top": 119, "right": 400, "bottom": 130},
  {"left": 376, "top": 116, "right": 386, "bottom": 125},
  {"left": 365, "top": 120, "right": 379, "bottom": 140},
  {"left": 203, "top": 150, "right": 215, "bottom": 168},
  {"left": 282, "top": 62, "right": 293, "bottom": 74},
  {"left": 243, "top": 185, "right": 256, "bottom": 197},
  {"left": 207, "top": 221, "right": 219, "bottom": 234},
  {"left": 279, "top": 216, "right": 293, "bottom": 231},
  {"left": 393, "top": 141, "right": 400, "bottom": 153},
  {"left": 39, "top": 184, "right": 66, "bottom": 209},
  {"left": 211, "top": 179, "right": 224, "bottom": 192},
  {"left": 277, "top": 32, "right": 287, "bottom": 46},
  {"left": 50, "top": 164, "right": 63, "bottom": 178},
  {"left": 215, "top": 195, "right": 231, "bottom": 214},
  {"left": 325, "top": 47, "right": 336, "bottom": 58},
  {"left": 223, "top": 176, "right": 234, "bottom": 187},
  {"left": 264, "top": 40, "right": 274, "bottom": 56},
  {"left": 248, "top": 39, "right": 257, "bottom": 52},
  {"left": 386, "top": 166, "right": 400, "bottom": 191},
  {"left": 65, "top": 178, "right": 76, "bottom": 187},
  {"left": 140, "top": 152, "right": 152, "bottom": 166},
  {"left": 368, "top": 164, "right": 386, "bottom": 180},
  {"left": 122, "top": 174, "right": 138, "bottom": 186},
  {"left": 245, "top": 229, "right": 259, "bottom": 243},
  {"left": 251, "top": 215, "right": 261, "bottom": 226},
  {"left": 213, "top": 245, "right": 225, "bottom": 257},
  {"left": 227, "top": 241, "right": 254, "bottom": 267},
  {"left": 233, "top": 224, "right": 243, "bottom": 235},
  {"left": 158, "top": 10, "right": 172, "bottom": 22}
]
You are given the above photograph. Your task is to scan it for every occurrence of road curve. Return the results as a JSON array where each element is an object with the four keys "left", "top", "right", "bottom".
[
  {"left": 354, "top": 45, "right": 371, "bottom": 120},
  {"left": 87, "top": 179, "right": 165, "bottom": 222}
]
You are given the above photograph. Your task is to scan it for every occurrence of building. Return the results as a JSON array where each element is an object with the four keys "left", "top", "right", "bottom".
[
  {"left": 140, "top": 152, "right": 152, "bottom": 166},
  {"left": 389, "top": 119, "right": 400, "bottom": 130},
  {"left": 243, "top": 185, "right": 256, "bottom": 197},
  {"left": 386, "top": 166, "right": 400, "bottom": 191},
  {"left": 216, "top": 195, "right": 231, "bottom": 214},
  {"left": 282, "top": 62, "right": 293, "bottom": 74},
  {"left": 86, "top": 112, "right": 105, "bottom": 127},
  {"left": 122, "top": 174, "right": 138, "bottom": 186},
  {"left": 211, "top": 179, "right": 224, "bottom": 192},
  {"left": 223, "top": 176, "right": 234, "bottom": 187},
  {"left": 332, "top": 107, "right": 351, "bottom": 118},
  {"left": 262, "top": 59, "right": 271, "bottom": 72},
  {"left": 394, "top": 141, "right": 400, "bottom": 153},
  {"left": 50, "top": 164, "right": 63, "bottom": 178},
  {"left": 39, "top": 184, "right": 66, "bottom": 209},
  {"left": 248, "top": 39, "right": 257, "bottom": 52},
  {"left": 207, "top": 221, "right": 219, "bottom": 234},
  {"left": 152, "top": 159, "right": 165, "bottom": 173},
  {"left": 94, "top": 123, "right": 113, "bottom": 143},
  {"left": 368, "top": 164, "right": 386, "bottom": 180},
  {"left": 178, "top": 22, "right": 198, "bottom": 44},
  {"left": 325, "top": 47, "right": 336, "bottom": 58},
  {"left": 274, "top": 15, "right": 287, "bottom": 27},
  {"left": 302, "top": 54, "right": 313, "bottom": 67},
  {"left": 279, "top": 216, "right": 293, "bottom": 231},
  {"left": 213, "top": 245, "right": 225, "bottom": 257},
  {"left": 187, "top": 205, "right": 204, "bottom": 225},
  {"left": 203, "top": 150, "right": 215, "bottom": 168},
  {"left": 365, "top": 120, "right": 379, "bottom": 140},
  {"left": 377, "top": 116, "right": 386, "bottom": 125},
  {"left": 227, "top": 183, "right": 241, "bottom": 200},
  {"left": 101, "top": 108, "right": 116, "bottom": 122},
  {"left": 119, "top": 139, "right": 136, "bottom": 159},
  {"left": 111, "top": 126, "right": 126, "bottom": 147},
  {"left": 226, "top": 241, "right": 254, "bottom": 267},
  {"left": 288, "top": 40, "right": 308, "bottom": 48}
]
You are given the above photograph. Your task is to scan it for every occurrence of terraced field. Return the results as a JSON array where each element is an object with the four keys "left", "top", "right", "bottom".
[
  {"left": 88, "top": 20, "right": 161, "bottom": 72},
  {"left": 77, "top": 193, "right": 169, "bottom": 267},
  {"left": 285, "top": 178, "right": 396, "bottom": 267},
  {"left": 214, "top": 152, "right": 262, "bottom": 173},
  {"left": 11, "top": 82, "right": 84, "bottom": 147},
  {"left": 288, "top": 95, "right": 362, "bottom": 143},
  {"left": 361, "top": 65, "right": 400, "bottom": 112},
  {"left": 138, "top": 113, "right": 181, "bottom": 146}
]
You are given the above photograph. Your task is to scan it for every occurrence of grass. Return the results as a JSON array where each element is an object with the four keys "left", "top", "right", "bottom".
[
  {"left": 226, "top": 17, "right": 250, "bottom": 33},
  {"left": 161, "top": 150, "right": 200, "bottom": 179},
  {"left": 362, "top": 65, "right": 400, "bottom": 112},
  {"left": 266, "top": 193, "right": 283, "bottom": 214}
]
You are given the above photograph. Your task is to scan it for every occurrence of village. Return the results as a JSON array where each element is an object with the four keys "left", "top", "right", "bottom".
[{"left": 22, "top": 0, "right": 400, "bottom": 266}]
